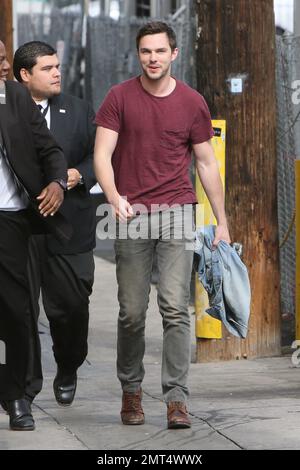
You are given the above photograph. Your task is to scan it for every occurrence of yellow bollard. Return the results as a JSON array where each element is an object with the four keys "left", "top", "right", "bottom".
[{"left": 195, "top": 120, "right": 226, "bottom": 338}]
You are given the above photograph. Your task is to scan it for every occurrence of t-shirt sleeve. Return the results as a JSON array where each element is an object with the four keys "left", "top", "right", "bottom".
[
  {"left": 94, "top": 89, "right": 121, "bottom": 133},
  {"left": 189, "top": 95, "right": 214, "bottom": 144}
]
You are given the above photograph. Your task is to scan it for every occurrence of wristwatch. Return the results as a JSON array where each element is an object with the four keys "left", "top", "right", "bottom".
[
  {"left": 78, "top": 173, "right": 84, "bottom": 185},
  {"left": 53, "top": 179, "right": 67, "bottom": 191}
]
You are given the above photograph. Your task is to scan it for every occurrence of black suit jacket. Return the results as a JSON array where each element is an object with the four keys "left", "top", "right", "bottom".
[
  {"left": 45, "top": 93, "right": 97, "bottom": 254},
  {"left": 0, "top": 80, "right": 72, "bottom": 243}
]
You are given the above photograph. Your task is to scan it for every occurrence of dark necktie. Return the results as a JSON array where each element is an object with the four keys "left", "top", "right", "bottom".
[{"left": 37, "top": 103, "right": 50, "bottom": 117}]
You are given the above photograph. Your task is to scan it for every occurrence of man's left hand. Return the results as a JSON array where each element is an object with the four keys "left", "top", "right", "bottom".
[
  {"left": 67, "top": 168, "right": 81, "bottom": 190},
  {"left": 212, "top": 223, "right": 231, "bottom": 248},
  {"left": 37, "top": 181, "right": 64, "bottom": 217}
]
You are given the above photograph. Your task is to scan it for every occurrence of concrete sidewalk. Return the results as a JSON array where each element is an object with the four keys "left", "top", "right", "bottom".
[{"left": 1, "top": 256, "right": 300, "bottom": 450}]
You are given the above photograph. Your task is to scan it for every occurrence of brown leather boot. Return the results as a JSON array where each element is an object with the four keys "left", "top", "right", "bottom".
[
  {"left": 167, "top": 402, "right": 191, "bottom": 429},
  {"left": 121, "top": 389, "right": 145, "bottom": 425}
]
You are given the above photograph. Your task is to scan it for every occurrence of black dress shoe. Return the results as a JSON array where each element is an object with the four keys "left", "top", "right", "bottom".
[
  {"left": 53, "top": 370, "right": 77, "bottom": 406},
  {"left": 6, "top": 399, "right": 35, "bottom": 431}
]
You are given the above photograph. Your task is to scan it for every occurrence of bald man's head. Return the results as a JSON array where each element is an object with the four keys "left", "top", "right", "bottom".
[{"left": 0, "top": 41, "right": 11, "bottom": 80}]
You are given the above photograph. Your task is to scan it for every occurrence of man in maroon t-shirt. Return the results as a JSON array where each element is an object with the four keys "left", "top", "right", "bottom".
[{"left": 94, "top": 21, "right": 230, "bottom": 429}]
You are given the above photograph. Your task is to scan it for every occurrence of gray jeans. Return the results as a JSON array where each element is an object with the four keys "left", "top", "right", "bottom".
[{"left": 115, "top": 205, "right": 194, "bottom": 403}]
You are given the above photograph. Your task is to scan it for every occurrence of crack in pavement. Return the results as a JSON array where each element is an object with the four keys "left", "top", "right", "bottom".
[
  {"left": 33, "top": 403, "right": 90, "bottom": 450},
  {"left": 143, "top": 390, "right": 244, "bottom": 450},
  {"left": 121, "top": 428, "right": 171, "bottom": 450}
]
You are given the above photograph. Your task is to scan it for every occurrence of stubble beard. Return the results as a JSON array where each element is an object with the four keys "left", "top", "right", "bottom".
[{"left": 143, "top": 65, "right": 170, "bottom": 82}]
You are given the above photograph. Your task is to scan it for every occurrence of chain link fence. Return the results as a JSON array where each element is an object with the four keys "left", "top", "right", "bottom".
[
  {"left": 276, "top": 34, "right": 300, "bottom": 329},
  {"left": 17, "top": 8, "right": 84, "bottom": 97},
  {"left": 86, "top": 10, "right": 196, "bottom": 109},
  {"left": 16, "top": 2, "right": 196, "bottom": 110},
  {"left": 17, "top": 6, "right": 300, "bottom": 339}
]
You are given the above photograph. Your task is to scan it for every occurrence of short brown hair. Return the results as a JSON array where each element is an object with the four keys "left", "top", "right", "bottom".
[{"left": 136, "top": 21, "right": 177, "bottom": 51}]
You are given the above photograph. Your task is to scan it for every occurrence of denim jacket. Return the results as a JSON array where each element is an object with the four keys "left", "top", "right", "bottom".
[{"left": 194, "top": 225, "right": 251, "bottom": 338}]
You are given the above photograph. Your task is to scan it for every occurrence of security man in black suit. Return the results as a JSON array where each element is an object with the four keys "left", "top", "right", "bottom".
[
  {"left": 13, "top": 41, "right": 97, "bottom": 407},
  {"left": 0, "top": 40, "right": 70, "bottom": 431}
]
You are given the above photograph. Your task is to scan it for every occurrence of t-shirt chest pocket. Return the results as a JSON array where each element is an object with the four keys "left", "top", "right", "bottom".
[{"left": 160, "top": 128, "right": 187, "bottom": 153}]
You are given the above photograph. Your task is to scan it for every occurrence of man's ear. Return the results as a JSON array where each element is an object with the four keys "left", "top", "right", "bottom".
[
  {"left": 171, "top": 48, "right": 179, "bottom": 62},
  {"left": 19, "top": 68, "right": 30, "bottom": 84}
]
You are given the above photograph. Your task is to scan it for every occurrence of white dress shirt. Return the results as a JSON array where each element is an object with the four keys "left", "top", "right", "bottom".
[{"left": 0, "top": 130, "right": 28, "bottom": 211}]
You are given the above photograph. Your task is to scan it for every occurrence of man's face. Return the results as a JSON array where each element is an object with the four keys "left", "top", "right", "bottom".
[
  {"left": 0, "top": 41, "right": 11, "bottom": 80},
  {"left": 21, "top": 54, "right": 61, "bottom": 100},
  {"left": 138, "top": 32, "right": 178, "bottom": 81}
]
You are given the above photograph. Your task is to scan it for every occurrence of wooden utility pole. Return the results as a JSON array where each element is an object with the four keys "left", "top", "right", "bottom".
[
  {"left": 196, "top": 0, "right": 280, "bottom": 360},
  {"left": 0, "top": 0, "right": 13, "bottom": 79}
]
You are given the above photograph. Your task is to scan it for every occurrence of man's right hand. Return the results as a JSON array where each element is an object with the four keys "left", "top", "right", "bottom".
[{"left": 110, "top": 194, "right": 134, "bottom": 222}]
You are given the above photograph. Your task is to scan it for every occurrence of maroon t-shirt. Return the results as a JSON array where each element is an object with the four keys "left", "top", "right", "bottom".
[{"left": 95, "top": 77, "right": 214, "bottom": 211}]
